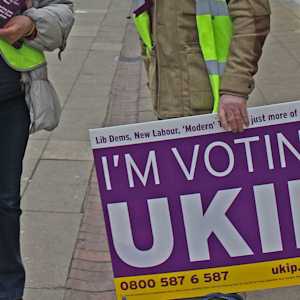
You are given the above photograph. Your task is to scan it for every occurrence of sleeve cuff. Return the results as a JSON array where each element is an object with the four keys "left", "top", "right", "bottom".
[{"left": 221, "top": 73, "right": 255, "bottom": 98}]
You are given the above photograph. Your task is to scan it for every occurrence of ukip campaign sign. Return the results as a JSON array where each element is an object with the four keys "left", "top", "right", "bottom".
[{"left": 90, "top": 101, "right": 300, "bottom": 300}]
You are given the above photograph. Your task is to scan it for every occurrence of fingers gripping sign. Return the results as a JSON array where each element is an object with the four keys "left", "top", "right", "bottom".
[{"left": 219, "top": 95, "right": 250, "bottom": 133}]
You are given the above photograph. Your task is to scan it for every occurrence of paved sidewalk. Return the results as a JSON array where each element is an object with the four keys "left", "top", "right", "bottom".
[{"left": 20, "top": 0, "right": 300, "bottom": 300}]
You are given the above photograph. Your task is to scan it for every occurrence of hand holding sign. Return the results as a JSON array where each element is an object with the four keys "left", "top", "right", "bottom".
[{"left": 219, "top": 95, "right": 249, "bottom": 133}]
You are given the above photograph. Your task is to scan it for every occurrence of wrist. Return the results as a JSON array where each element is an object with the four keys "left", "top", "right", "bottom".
[
  {"left": 221, "top": 93, "right": 248, "bottom": 101},
  {"left": 24, "top": 19, "right": 36, "bottom": 39}
]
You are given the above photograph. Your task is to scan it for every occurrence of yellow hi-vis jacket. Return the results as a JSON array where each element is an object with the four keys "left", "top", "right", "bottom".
[
  {"left": 133, "top": 0, "right": 232, "bottom": 113},
  {"left": 0, "top": 39, "right": 46, "bottom": 72}
]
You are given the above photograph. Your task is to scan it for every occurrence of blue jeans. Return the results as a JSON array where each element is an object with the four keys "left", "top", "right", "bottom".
[{"left": 0, "top": 96, "right": 30, "bottom": 300}]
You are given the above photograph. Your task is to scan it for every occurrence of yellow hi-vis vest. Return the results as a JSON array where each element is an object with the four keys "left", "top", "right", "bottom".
[
  {"left": 0, "top": 39, "right": 46, "bottom": 72},
  {"left": 133, "top": 0, "right": 232, "bottom": 113}
]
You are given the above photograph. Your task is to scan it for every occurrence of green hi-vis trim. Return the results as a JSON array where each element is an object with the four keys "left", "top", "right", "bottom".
[
  {"left": 209, "top": 74, "right": 221, "bottom": 113},
  {"left": 134, "top": 11, "right": 153, "bottom": 56},
  {"left": 196, "top": 15, "right": 217, "bottom": 61},
  {"left": 213, "top": 16, "right": 232, "bottom": 63},
  {"left": 0, "top": 39, "right": 46, "bottom": 72},
  {"left": 196, "top": 0, "right": 232, "bottom": 112}
]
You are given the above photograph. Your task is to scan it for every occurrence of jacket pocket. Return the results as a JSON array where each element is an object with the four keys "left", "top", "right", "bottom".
[{"left": 186, "top": 45, "right": 213, "bottom": 112}]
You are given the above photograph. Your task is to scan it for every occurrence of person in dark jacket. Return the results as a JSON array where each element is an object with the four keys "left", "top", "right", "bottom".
[{"left": 0, "top": 1, "right": 74, "bottom": 299}]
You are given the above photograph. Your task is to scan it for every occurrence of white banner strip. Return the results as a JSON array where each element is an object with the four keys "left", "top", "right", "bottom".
[{"left": 90, "top": 101, "right": 300, "bottom": 149}]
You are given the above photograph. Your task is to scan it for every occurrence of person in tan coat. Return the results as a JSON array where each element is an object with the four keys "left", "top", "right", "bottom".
[
  {"left": 142, "top": 0, "right": 271, "bottom": 133},
  {"left": 139, "top": 0, "right": 271, "bottom": 299}
]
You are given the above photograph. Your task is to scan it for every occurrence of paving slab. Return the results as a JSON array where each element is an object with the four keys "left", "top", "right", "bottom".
[
  {"left": 65, "top": 95, "right": 110, "bottom": 110},
  {"left": 24, "top": 289, "right": 65, "bottom": 300},
  {"left": 64, "top": 290, "right": 116, "bottom": 300},
  {"left": 70, "top": 25, "right": 100, "bottom": 37},
  {"left": 42, "top": 140, "right": 93, "bottom": 161},
  {"left": 248, "top": 286, "right": 300, "bottom": 300},
  {"left": 48, "top": 66, "right": 79, "bottom": 86},
  {"left": 24, "top": 139, "right": 48, "bottom": 161},
  {"left": 47, "top": 49, "right": 88, "bottom": 67},
  {"left": 96, "top": 27, "right": 126, "bottom": 44},
  {"left": 22, "top": 160, "right": 92, "bottom": 213},
  {"left": 21, "top": 140, "right": 49, "bottom": 194},
  {"left": 74, "top": 0, "right": 111, "bottom": 10},
  {"left": 81, "top": 51, "right": 118, "bottom": 76},
  {"left": 51, "top": 109, "right": 107, "bottom": 141},
  {"left": 67, "top": 36, "right": 95, "bottom": 50},
  {"left": 91, "top": 42, "right": 123, "bottom": 52},
  {"left": 69, "top": 76, "right": 113, "bottom": 97},
  {"left": 21, "top": 212, "right": 82, "bottom": 288},
  {"left": 74, "top": 12, "right": 106, "bottom": 26}
]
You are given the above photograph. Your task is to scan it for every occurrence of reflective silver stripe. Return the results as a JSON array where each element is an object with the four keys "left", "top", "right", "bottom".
[
  {"left": 206, "top": 60, "right": 219, "bottom": 75},
  {"left": 206, "top": 60, "right": 227, "bottom": 75},
  {"left": 133, "top": 0, "right": 145, "bottom": 10},
  {"left": 219, "top": 62, "right": 226, "bottom": 75},
  {"left": 196, "top": 0, "right": 210, "bottom": 15},
  {"left": 196, "top": 0, "right": 229, "bottom": 76},
  {"left": 210, "top": 0, "right": 230, "bottom": 17},
  {"left": 196, "top": 0, "right": 229, "bottom": 17}
]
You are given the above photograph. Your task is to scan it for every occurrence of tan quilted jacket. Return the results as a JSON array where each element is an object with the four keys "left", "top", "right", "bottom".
[{"left": 143, "top": 0, "right": 271, "bottom": 118}]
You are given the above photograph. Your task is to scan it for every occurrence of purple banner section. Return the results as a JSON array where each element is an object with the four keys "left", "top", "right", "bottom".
[
  {"left": 91, "top": 102, "right": 300, "bottom": 279},
  {"left": 133, "top": 0, "right": 152, "bottom": 17},
  {"left": 0, "top": 0, "right": 25, "bottom": 26}
]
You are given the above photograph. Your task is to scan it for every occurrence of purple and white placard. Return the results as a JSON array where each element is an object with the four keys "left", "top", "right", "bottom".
[{"left": 90, "top": 101, "right": 300, "bottom": 279}]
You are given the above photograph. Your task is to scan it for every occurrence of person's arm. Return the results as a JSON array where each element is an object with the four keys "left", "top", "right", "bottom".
[
  {"left": 0, "top": 0, "right": 74, "bottom": 52},
  {"left": 219, "top": 0, "right": 271, "bottom": 133},
  {"left": 23, "top": 0, "right": 74, "bottom": 51}
]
